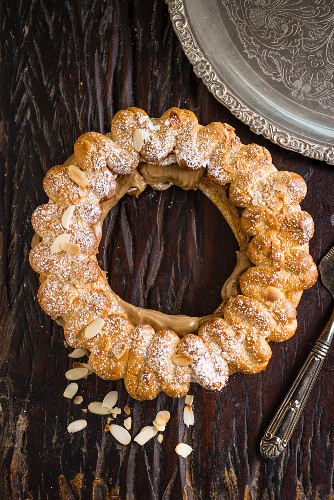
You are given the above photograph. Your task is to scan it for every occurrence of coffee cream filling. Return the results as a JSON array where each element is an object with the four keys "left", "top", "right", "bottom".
[{"left": 39, "top": 156, "right": 253, "bottom": 336}]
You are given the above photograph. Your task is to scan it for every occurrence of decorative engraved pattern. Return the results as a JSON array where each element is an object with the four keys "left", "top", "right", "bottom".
[
  {"left": 260, "top": 433, "right": 287, "bottom": 459},
  {"left": 222, "top": 0, "right": 334, "bottom": 111},
  {"left": 167, "top": 0, "right": 334, "bottom": 165}
]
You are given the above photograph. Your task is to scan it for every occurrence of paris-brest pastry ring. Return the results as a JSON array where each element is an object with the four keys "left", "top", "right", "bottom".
[{"left": 30, "top": 107, "right": 317, "bottom": 400}]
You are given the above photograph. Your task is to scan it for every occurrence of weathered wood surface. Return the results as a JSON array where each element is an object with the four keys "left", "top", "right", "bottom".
[{"left": 0, "top": 1, "right": 333, "bottom": 498}]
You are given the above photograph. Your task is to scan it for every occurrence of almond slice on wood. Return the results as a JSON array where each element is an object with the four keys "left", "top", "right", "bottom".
[
  {"left": 111, "top": 407, "right": 122, "bottom": 418},
  {"left": 185, "top": 395, "right": 194, "bottom": 406},
  {"left": 124, "top": 417, "right": 132, "bottom": 430},
  {"left": 50, "top": 233, "right": 71, "bottom": 253},
  {"left": 102, "top": 391, "right": 118, "bottom": 410},
  {"left": 61, "top": 205, "right": 76, "bottom": 230},
  {"left": 63, "top": 383, "right": 78, "bottom": 399},
  {"left": 68, "top": 348, "right": 87, "bottom": 359},
  {"left": 157, "top": 434, "right": 164, "bottom": 443},
  {"left": 109, "top": 424, "right": 131, "bottom": 445},
  {"left": 134, "top": 426, "right": 158, "bottom": 445},
  {"left": 124, "top": 406, "right": 131, "bottom": 415},
  {"left": 183, "top": 406, "right": 194, "bottom": 427},
  {"left": 175, "top": 443, "right": 193, "bottom": 458},
  {"left": 172, "top": 354, "right": 194, "bottom": 367},
  {"left": 132, "top": 128, "right": 144, "bottom": 152},
  {"left": 84, "top": 318, "right": 105, "bottom": 339},
  {"left": 74, "top": 395, "right": 83, "bottom": 405},
  {"left": 68, "top": 165, "right": 90, "bottom": 188},
  {"left": 65, "top": 367, "right": 89, "bottom": 380},
  {"left": 67, "top": 419, "right": 87, "bottom": 433},
  {"left": 88, "top": 402, "right": 112, "bottom": 415},
  {"left": 153, "top": 421, "right": 165, "bottom": 432},
  {"left": 154, "top": 410, "right": 170, "bottom": 426}
]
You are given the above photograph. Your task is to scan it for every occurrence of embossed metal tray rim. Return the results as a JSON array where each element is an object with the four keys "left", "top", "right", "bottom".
[{"left": 167, "top": 0, "right": 334, "bottom": 165}]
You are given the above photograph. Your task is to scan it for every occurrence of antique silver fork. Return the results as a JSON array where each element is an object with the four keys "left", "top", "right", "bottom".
[{"left": 260, "top": 246, "right": 334, "bottom": 459}]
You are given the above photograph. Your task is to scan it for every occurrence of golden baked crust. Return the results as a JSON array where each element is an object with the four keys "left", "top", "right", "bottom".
[{"left": 30, "top": 107, "right": 317, "bottom": 400}]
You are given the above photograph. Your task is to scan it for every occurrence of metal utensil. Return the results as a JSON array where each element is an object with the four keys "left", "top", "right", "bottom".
[{"left": 260, "top": 246, "right": 334, "bottom": 459}]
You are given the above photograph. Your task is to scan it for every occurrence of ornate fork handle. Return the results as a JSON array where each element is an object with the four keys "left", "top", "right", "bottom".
[{"left": 260, "top": 309, "right": 334, "bottom": 459}]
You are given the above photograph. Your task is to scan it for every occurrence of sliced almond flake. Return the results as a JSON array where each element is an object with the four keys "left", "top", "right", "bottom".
[
  {"left": 185, "top": 395, "right": 194, "bottom": 406},
  {"left": 82, "top": 409, "right": 88, "bottom": 413},
  {"left": 74, "top": 395, "right": 83, "bottom": 405},
  {"left": 111, "top": 407, "right": 122, "bottom": 418},
  {"left": 50, "top": 233, "right": 70, "bottom": 254},
  {"left": 88, "top": 402, "right": 112, "bottom": 415},
  {"left": 72, "top": 362, "right": 93, "bottom": 374},
  {"left": 155, "top": 410, "right": 170, "bottom": 426},
  {"left": 102, "top": 391, "right": 118, "bottom": 409},
  {"left": 183, "top": 406, "right": 194, "bottom": 427},
  {"left": 67, "top": 419, "right": 87, "bottom": 433},
  {"left": 124, "top": 405, "right": 131, "bottom": 415},
  {"left": 104, "top": 424, "right": 111, "bottom": 432},
  {"left": 68, "top": 164, "right": 90, "bottom": 188},
  {"left": 134, "top": 426, "right": 158, "bottom": 446},
  {"left": 133, "top": 128, "right": 144, "bottom": 152},
  {"left": 111, "top": 344, "right": 127, "bottom": 360},
  {"left": 175, "top": 443, "right": 193, "bottom": 458},
  {"left": 63, "top": 383, "right": 79, "bottom": 399},
  {"left": 109, "top": 424, "right": 131, "bottom": 445},
  {"left": 65, "top": 367, "right": 89, "bottom": 380},
  {"left": 68, "top": 348, "right": 87, "bottom": 359},
  {"left": 61, "top": 205, "right": 76, "bottom": 230},
  {"left": 61, "top": 241, "right": 81, "bottom": 255},
  {"left": 157, "top": 434, "right": 164, "bottom": 443},
  {"left": 273, "top": 180, "right": 288, "bottom": 193},
  {"left": 172, "top": 354, "right": 194, "bottom": 367},
  {"left": 107, "top": 417, "right": 112, "bottom": 424},
  {"left": 84, "top": 318, "right": 105, "bottom": 339},
  {"left": 153, "top": 420, "right": 165, "bottom": 432},
  {"left": 124, "top": 417, "right": 132, "bottom": 430}
]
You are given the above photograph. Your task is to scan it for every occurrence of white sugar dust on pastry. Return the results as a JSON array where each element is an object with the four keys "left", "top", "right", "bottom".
[{"left": 30, "top": 107, "right": 317, "bottom": 401}]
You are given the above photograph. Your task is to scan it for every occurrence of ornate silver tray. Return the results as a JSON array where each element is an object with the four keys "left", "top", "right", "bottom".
[{"left": 167, "top": 0, "right": 334, "bottom": 165}]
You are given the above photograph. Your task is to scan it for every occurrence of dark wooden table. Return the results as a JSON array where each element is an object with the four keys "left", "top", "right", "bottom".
[{"left": 1, "top": 1, "right": 333, "bottom": 498}]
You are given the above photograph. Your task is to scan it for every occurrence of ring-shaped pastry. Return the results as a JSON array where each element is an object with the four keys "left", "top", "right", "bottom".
[{"left": 30, "top": 107, "right": 317, "bottom": 400}]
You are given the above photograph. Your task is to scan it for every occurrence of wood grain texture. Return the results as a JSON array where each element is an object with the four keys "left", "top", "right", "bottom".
[{"left": 0, "top": 1, "right": 333, "bottom": 498}]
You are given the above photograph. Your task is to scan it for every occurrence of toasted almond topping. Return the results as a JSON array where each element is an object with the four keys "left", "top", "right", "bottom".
[
  {"left": 157, "top": 434, "right": 164, "bottom": 443},
  {"left": 67, "top": 419, "right": 87, "bottom": 433},
  {"left": 153, "top": 420, "right": 165, "bottom": 432},
  {"left": 185, "top": 395, "right": 194, "bottom": 406},
  {"left": 50, "top": 233, "right": 71, "bottom": 253},
  {"left": 104, "top": 424, "right": 111, "bottom": 432},
  {"left": 63, "top": 383, "right": 79, "bottom": 399},
  {"left": 61, "top": 241, "right": 81, "bottom": 255},
  {"left": 134, "top": 426, "right": 158, "bottom": 445},
  {"left": 133, "top": 128, "right": 144, "bottom": 152},
  {"left": 273, "top": 180, "right": 288, "bottom": 193},
  {"left": 264, "top": 286, "right": 284, "bottom": 302},
  {"left": 109, "top": 424, "right": 131, "bottom": 445},
  {"left": 124, "top": 417, "right": 132, "bottom": 430},
  {"left": 68, "top": 165, "right": 90, "bottom": 188},
  {"left": 68, "top": 348, "right": 87, "bottom": 359},
  {"left": 175, "top": 443, "right": 193, "bottom": 458},
  {"left": 183, "top": 406, "right": 194, "bottom": 427},
  {"left": 84, "top": 318, "right": 105, "bottom": 339},
  {"left": 155, "top": 410, "right": 170, "bottom": 426},
  {"left": 172, "top": 354, "right": 194, "bottom": 367},
  {"left": 65, "top": 367, "right": 89, "bottom": 380},
  {"left": 74, "top": 395, "right": 83, "bottom": 405},
  {"left": 124, "top": 405, "right": 131, "bottom": 415},
  {"left": 31, "top": 233, "right": 40, "bottom": 249},
  {"left": 102, "top": 391, "right": 118, "bottom": 409},
  {"left": 88, "top": 402, "right": 112, "bottom": 415},
  {"left": 61, "top": 205, "right": 76, "bottom": 230},
  {"left": 111, "top": 344, "right": 127, "bottom": 360}
]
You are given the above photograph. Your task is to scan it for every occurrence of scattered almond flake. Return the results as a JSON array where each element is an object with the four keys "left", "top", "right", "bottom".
[
  {"left": 111, "top": 407, "right": 122, "bottom": 418},
  {"left": 133, "top": 128, "right": 144, "bottom": 152},
  {"left": 175, "top": 443, "right": 193, "bottom": 458},
  {"left": 82, "top": 409, "right": 88, "bottom": 413},
  {"left": 67, "top": 419, "right": 87, "bottom": 433},
  {"left": 157, "top": 434, "right": 164, "bottom": 444},
  {"left": 74, "top": 396, "right": 83, "bottom": 405},
  {"left": 50, "top": 233, "right": 70, "bottom": 253},
  {"left": 104, "top": 424, "right": 111, "bottom": 432},
  {"left": 124, "top": 405, "right": 131, "bottom": 415},
  {"left": 134, "top": 426, "right": 158, "bottom": 445},
  {"left": 185, "top": 395, "right": 194, "bottom": 406},
  {"left": 63, "top": 383, "right": 78, "bottom": 399},
  {"left": 111, "top": 344, "right": 127, "bottom": 359},
  {"left": 109, "top": 424, "right": 131, "bottom": 445},
  {"left": 172, "top": 354, "right": 194, "bottom": 367},
  {"left": 183, "top": 406, "right": 194, "bottom": 427},
  {"left": 72, "top": 362, "right": 93, "bottom": 374},
  {"left": 88, "top": 402, "right": 112, "bottom": 415},
  {"left": 84, "top": 317, "right": 105, "bottom": 339},
  {"left": 273, "top": 180, "right": 288, "bottom": 193},
  {"left": 107, "top": 417, "right": 112, "bottom": 424},
  {"left": 68, "top": 348, "right": 87, "bottom": 359},
  {"left": 61, "top": 241, "right": 81, "bottom": 255},
  {"left": 124, "top": 417, "right": 132, "bottom": 430},
  {"left": 153, "top": 420, "right": 165, "bottom": 432},
  {"left": 65, "top": 367, "right": 89, "bottom": 380},
  {"left": 68, "top": 164, "right": 90, "bottom": 188},
  {"left": 61, "top": 205, "right": 76, "bottom": 230},
  {"left": 155, "top": 410, "right": 170, "bottom": 426},
  {"left": 101, "top": 391, "right": 118, "bottom": 409}
]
